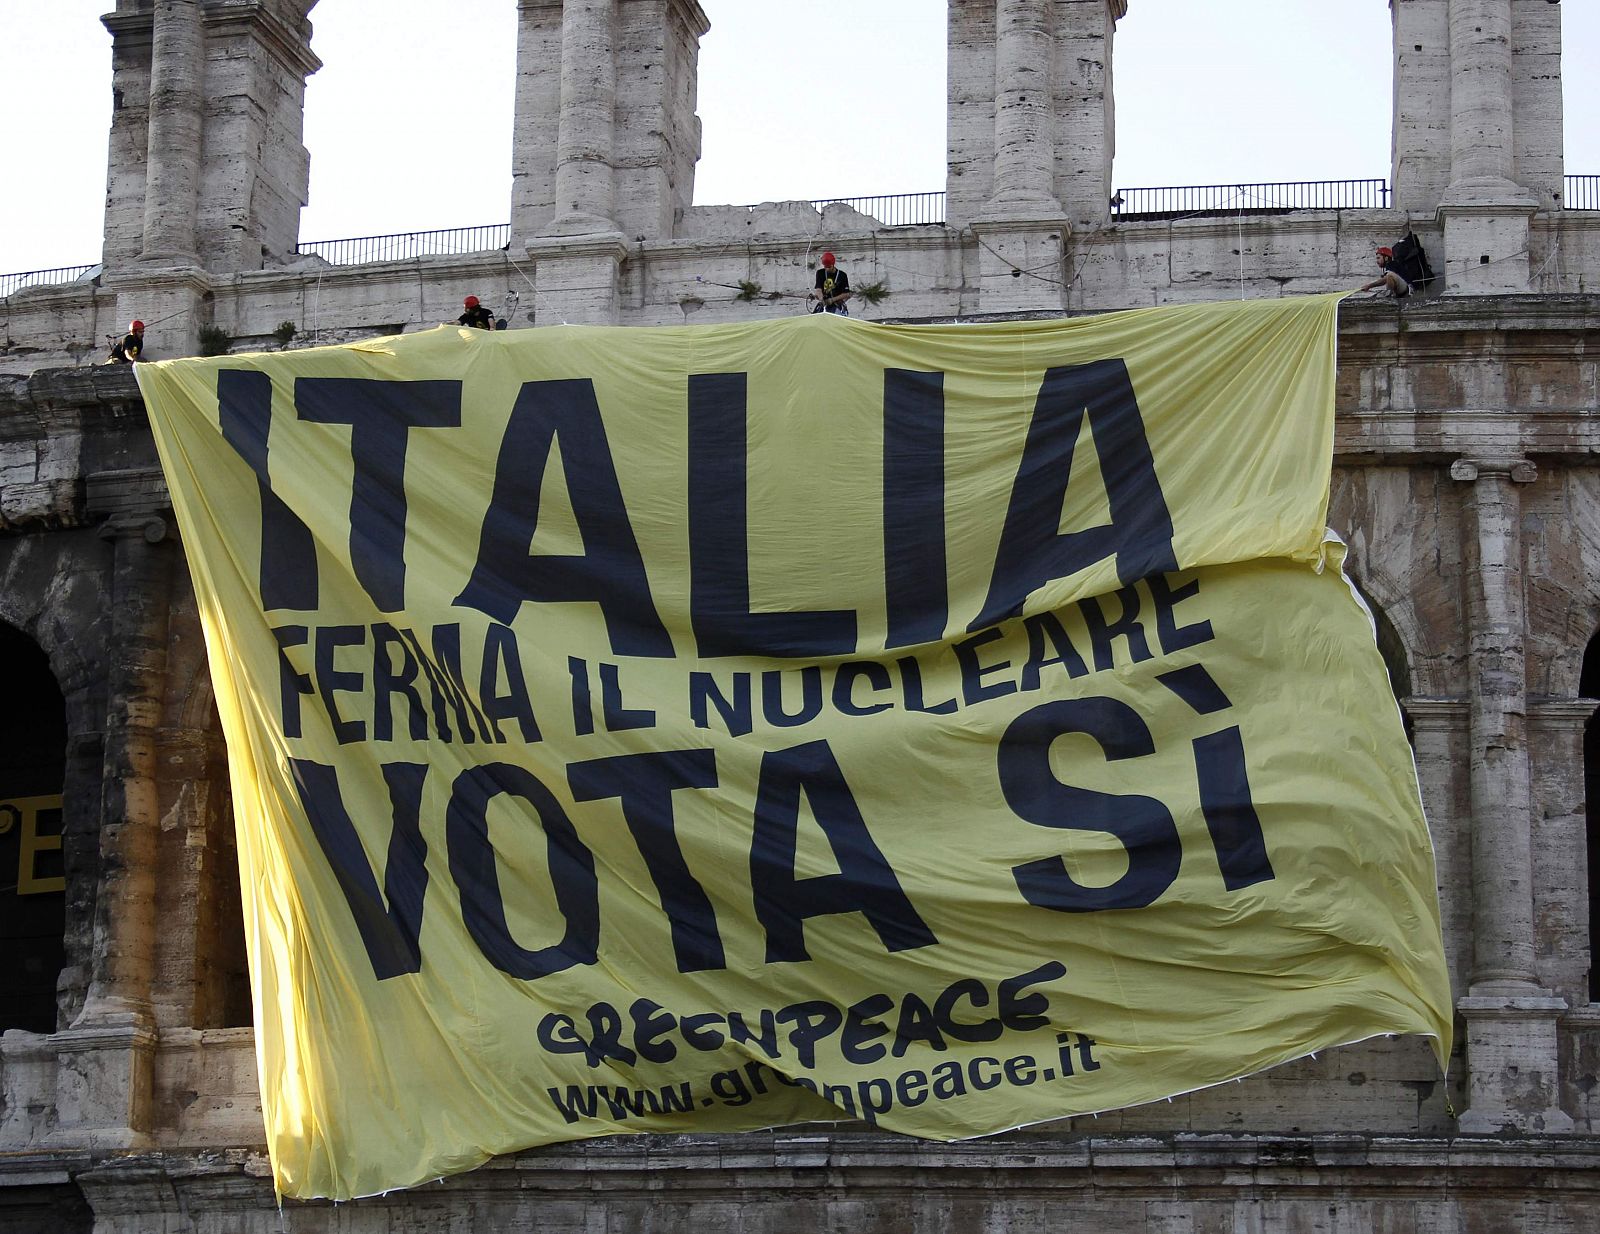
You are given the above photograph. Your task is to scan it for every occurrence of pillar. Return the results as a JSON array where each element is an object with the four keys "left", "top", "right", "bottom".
[
  {"left": 546, "top": 0, "right": 622, "bottom": 237},
  {"left": 1446, "top": 0, "right": 1517, "bottom": 194},
  {"left": 514, "top": 0, "right": 705, "bottom": 247},
  {"left": 82, "top": 511, "right": 172, "bottom": 1024},
  {"left": 1435, "top": 0, "right": 1537, "bottom": 293},
  {"left": 1049, "top": 0, "right": 1123, "bottom": 230},
  {"left": 101, "top": 4, "right": 157, "bottom": 269},
  {"left": 1390, "top": 0, "right": 1452, "bottom": 214},
  {"left": 523, "top": 236, "right": 629, "bottom": 326},
  {"left": 510, "top": 1, "right": 565, "bottom": 244},
  {"left": 139, "top": 0, "right": 205, "bottom": 264},
  {"left": 1449, "top": 457, "right": 1571, "bottom": 1134},
  {"left": 956, "top": 0, "right": 1117, "bottom": 315},
  {"left": 102, "top": 1, "right": 316, "bottom": 353},
  {"left": 193, "top": 1, "right": 321, "bottom": 270},
  {"left": 1402, "top": 696, "right": 1473, "bottom": 992},
  {"left": 987, "top": 0, "right": 1060, "bottom": 214},
  {"left": 1526, "top": 697, "right": 1600, "bottom": 1011},
  {"left": 52, "top": 512, "right": 173, "bottom": 1149}
]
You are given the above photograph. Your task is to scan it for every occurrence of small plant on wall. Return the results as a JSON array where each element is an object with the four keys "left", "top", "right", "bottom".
[
  {"left": 856, "top": 280, "right": 890, "bottom": 305},
  {"left": 197, "top": 324, "right": 232, "bottom": 357}
]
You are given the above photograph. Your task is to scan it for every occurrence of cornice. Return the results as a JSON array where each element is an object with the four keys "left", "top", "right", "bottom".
[
  {"left": 100, "top": 265, "right": 215, "bottom": 296},
  {"left": 1112, "top": 210, "right": 1396, "bottom": 241},
  {"left": 522, "top": 234, "right": 631, "bottom": 263},
  {"left": 1528, "top": 697, "right": 1600, "bottom": 728},
  {"left": 1338, "top": 293, "right": 1600, "bottom": 335},
  {"left": 1332, "top": 408, "right": 1600, "bottom": 466},
  {"left": 201, "top": 1, "right": 322, "bottom": 78},
  {"left": 1401, "top": 696, "right": 1469, "bottom": 728}
]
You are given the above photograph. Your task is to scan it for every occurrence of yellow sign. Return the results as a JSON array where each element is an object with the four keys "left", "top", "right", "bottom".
[
  {"left": 137, "top": 296, "right": 1450, "bottom": 1202},
  {"left": 1, "top": 795, "right": 65, "bottom": 896}
]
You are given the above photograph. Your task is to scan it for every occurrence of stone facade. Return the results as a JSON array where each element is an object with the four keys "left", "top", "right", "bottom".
[{"left": 2, "top": 1, "right": 1599, "bottom": 1229}]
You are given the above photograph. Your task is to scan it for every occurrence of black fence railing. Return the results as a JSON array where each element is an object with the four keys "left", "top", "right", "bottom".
[
  {"left": 792, "top": 192, "right": 946, "bottom": 226},
  {"left": 12, "top": 179, "right": 1597, "bottom": 285},
  {"left": 296, "top": 223, "right": 511, "bottom": 266},
  {"left": 0, "top": 264, "right": 99, "bottom": 299},
  {"left": 1565, "top": 175, "right": 1599, "bottom": 211},
  {"left": 1111, "top": 179, "right": 1391, "bottom": 220}
]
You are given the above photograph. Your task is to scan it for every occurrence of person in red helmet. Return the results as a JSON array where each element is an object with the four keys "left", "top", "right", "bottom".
[
  {"left": 1359, "top": 247, "right": 1410, "bottom": 298},
  {"left": 457, "top": 294, "right": 494, "bottom": 330},
  {"left": 810, "top": 251, "right": 852, "bottom": 315},
  {"left": 108, "top": 319, "right": 146, "bottom": 362}
]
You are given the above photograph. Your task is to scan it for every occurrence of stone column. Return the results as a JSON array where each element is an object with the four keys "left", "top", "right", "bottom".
[
  {"left": 1436, "top": 0, "right": 1536, "bottom": 292},
  {"left": 101, "top": 6, "right": 157, "bottom": 269},
  {"left": 1449, "top": 457, "right": 1571, "bottom": 1133},
  {"left": 1446, "top": 0, "right": 1516, "bottom": 195},
  {"left": 1390, "top": 0, "right": 1452, "bottom": 215},
  {"left": 1401, "top": 696, "right": 1473, "bottom": 991},
  {"left": 1526, "top": 698, "right": 1600, "bottom": 1010},
  {"left": 545, "top": 0, "right": 621, "bottom": 237},
  {"left": 970, "top": 0, "right": 1067, "bottom": 314},
  {"left": 82, "top": 511, "right": 173, "bottom": 1024},
  {"left": 192, "top": 0, "right": 322, "bottom": 270},
  {"left": 52, "top": 512, "right": 172, "bottom": 1149},
  {"left": 140, "top": 0, "right": 205, "bottom": 264},
  {"left": 1050, "top": 0, "right": 1123, "bottom": 231},
  {"left": 510, "top": 0, "right": 565, "bottom": 244},
  {"left": 986, "top": 0, "right": 1060, "bottom": 214}
]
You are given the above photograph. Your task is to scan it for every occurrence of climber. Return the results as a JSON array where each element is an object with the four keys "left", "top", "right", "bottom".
[
  {"left": 458, "top": 295, "right": 494, "bottom": 330},
  {"left": 107, "top": 320, "right": 146, "bottom": 363},
  {"left": 810, "top": 253, "right": 852, "bottom": 315}
]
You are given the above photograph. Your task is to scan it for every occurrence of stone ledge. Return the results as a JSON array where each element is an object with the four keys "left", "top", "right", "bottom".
[{"left": 42, "top": 1130, "right": 1600, "bottom": 1189}]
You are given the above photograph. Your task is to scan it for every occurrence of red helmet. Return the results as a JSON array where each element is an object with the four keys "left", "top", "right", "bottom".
[
  {"left": 130, "top": 320, "right": 145, "bottom": 332},
  {"left": 464, "top": 295, "right": 480, "bottom": 308},
  {"left": 1375, "top": 247, "right": 1394, "bottom": 259},
  {"left": 820, "top": 252, "right": 836, "bottom": 267}
]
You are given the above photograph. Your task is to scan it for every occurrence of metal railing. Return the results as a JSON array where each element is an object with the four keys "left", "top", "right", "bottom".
[
  {"left": 0, "top": 264, "right": 99, "bottom": 299},
  {"left": 296, "top": 223, "right": 510, "bottom": 266},
  {"left": 1111, "top": 179, "right": 1391, "bottom": 220},
  {"left": 15, "top": 178, "right": 1595, "bottom": 287},
  {"left": 794, "top": 192, "right": 946, "bottom": 226}
]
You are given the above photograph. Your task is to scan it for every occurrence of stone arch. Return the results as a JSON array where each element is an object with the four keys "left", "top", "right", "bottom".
[
  {"left": 174, "top": 640, "right": 216, "bottom": 732},
  {"left": 1527, "top": 474, "right": 1600, "bottom": 700},
  {"left": 1581, "top": 631, "right": 1600, "bottom": 1002},
  {"left": 0, "top": 541, "right": 110, "bottom": 1026},
  {"left": 1336, "top": 550, "right": 1427, "bottom": 700},
  {"left": 0, "top": 561, "right": 100, "bottom": 710},
  {"left": 0, "top": 619, "right": 69, "bottom": 1032},
  {"left": 1347, "top": 572, "right": 1413, "bottom": 701},
  {"left": 1327, "top": 465, "right": 1454, "bottom": 699}
]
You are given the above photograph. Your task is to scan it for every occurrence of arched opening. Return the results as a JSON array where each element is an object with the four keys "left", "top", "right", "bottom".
[
  {"left": 0, "top": 620, "right": 68, "bottom": 1033},
  {"left": 1348, "top": 579, "right": 1413, "bottom": 738},
  {"left": 1581, "top": 631, "right": 1600, "bottom": 1002},
  {"left": 1369, "top": 596, "right": 1412, "bottom": 704}
]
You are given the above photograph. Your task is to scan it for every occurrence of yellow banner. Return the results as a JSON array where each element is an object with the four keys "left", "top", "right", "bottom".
[{"left": 137, "top": 296, "right": 1450, "bottom": 1201}]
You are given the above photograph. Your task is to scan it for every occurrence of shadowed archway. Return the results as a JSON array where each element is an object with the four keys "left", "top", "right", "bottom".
[
  {"left": 0, "top": 619, "right": 68, "bottom": 1032},
  {"left": 1581, "top": 630, "right": 1600, "bottom": 1003}
]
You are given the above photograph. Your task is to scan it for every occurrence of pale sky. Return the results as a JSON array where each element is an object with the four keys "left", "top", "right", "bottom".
[{"left": 1, "top": 1, "right": 1596, "bottom": 273}]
